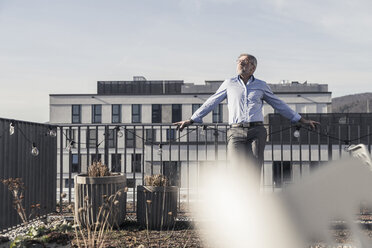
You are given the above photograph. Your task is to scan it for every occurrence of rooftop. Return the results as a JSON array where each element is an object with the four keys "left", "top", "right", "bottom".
[{"left": 95, "top": 77, "right": 329, "bottom": 95}]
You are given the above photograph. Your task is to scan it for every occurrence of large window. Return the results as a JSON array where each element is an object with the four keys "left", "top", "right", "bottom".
[
  {"left": 72, "top": 105, "right": 81, "bottom": 124},
  {"left": 92, "top": 105, "right": 102, "bottom": 123},
  {"left": 125, "top": 129, "right": 134, "bottom": 148},
  {"left": 213, "top": 104, "right": 223, "bottom": 123},
  {"left": 108, "top": 129, "right": 117, "bottom": 148},
  {"left": 65, "top": 129, "right": 76, "bottom": 148},
  {"left": 71, "top": 154, "right": 80, "bottom": 173},
  {"left": 146, "top": 129, "right": 156, "bottom": 142},
  {"left": 111, "top": 154, "right": 121, "bottom": 172},
  {"left": 172, "top": 104, "right": 182, "bottom": 123},
  {"left": 152, "top": 104, "right": 162, "bottom": 123},
  {"left": 273, "top": 161, "right": 292, "bottom": 188},
  {"left": 131, "top": 154, "right": 142, "bottom": 173},
  {"left": 162, "top": 161, "right": 180, "bottom": 186},
  {"left": 91, "top": 154, "right": 101, "bottom": 163},
  {"left": 166, "top": 129, "right": 176, "bottom": 141},
  {"left": 192, "top": 104, "right": 201, "bottom": 114},
  {"left": 132, "top": 104, "right": 141, "bottom": 123},
  {"left": 112, "top": 104, "right": 121, "bottom": 123},
  {"left": 87, "top": 128, "right": 97, "bottom": 148},
  {"left": 64, "top": 179, "right": 74, "bottom": 188}
]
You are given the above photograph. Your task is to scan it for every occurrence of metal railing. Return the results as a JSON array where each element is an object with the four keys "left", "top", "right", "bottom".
[
  {"left": 56, "top": 121, "right": 372, "bottom": 213},
  {"left": 2, "top": 113, "right": 371, "bottom": 229}
]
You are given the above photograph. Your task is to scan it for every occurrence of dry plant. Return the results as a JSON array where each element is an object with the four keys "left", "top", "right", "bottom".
[
  {"left": 72, "top": 189, "right": 124, "bottom": 248},
  {"left": 144, "top": 174, "right": 168, "bottom": 186},
  {"left": 1, "top": 178, "right": 41, "bottom": 223},
  {"left": 143, "top": 174, "right": 180, "bottom": 247},
  {"left": 88, "top": 161, "right": 110, "bottom": 177}
]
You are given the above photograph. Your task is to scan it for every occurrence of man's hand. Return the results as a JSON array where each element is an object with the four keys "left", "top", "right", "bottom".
[
  {"left": 173, "top": 119, "right": 194, "bottom": 132},
  {"left": 299, "top": 117, "right": 320, "bottom": 129}
]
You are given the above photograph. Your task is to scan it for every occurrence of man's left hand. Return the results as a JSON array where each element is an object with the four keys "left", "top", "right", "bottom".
[{"left": 299, "top": 118, "right": 320, "bottom": 129}]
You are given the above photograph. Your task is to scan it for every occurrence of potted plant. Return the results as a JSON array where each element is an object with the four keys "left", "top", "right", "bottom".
[
  {"left": 137, "top": 175, "right": 178, "bottom": 230},
  {"left": 74, "top": 161, "right": 126, "bottom": 228}
]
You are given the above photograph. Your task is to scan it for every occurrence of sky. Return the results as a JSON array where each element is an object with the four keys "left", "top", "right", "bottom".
[{"left": 1, "top": 0, "right": 372, "bottom": 123}]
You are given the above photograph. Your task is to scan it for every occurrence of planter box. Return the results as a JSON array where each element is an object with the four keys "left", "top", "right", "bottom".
[
  {"left": 137, "top": 185, "right": 178, "bottom": 230},
  {"left": 74, "top": 173, "right": 126, "bottom": 227}
]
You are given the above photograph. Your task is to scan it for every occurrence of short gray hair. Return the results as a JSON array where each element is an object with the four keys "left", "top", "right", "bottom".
[{"left": 238, "top": 53, "right": 257, "bottom": 68}]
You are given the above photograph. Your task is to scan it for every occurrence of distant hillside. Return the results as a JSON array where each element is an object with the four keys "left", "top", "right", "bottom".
[{"left": 332, "top": 93, "right": 372, "bottom": 113}]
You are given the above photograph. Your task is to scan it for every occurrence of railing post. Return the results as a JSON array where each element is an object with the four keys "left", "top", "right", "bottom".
[
  {"left": 214, "top": 124, "right": 218, "bottom": 161},
  {"left": 68, "top": 126, "right": 72, "bottom": 204},
  {"left": 59, "top": 126, "right": 63, "bottom": 212},
  {"left": 104, "top": 125, "right": 109, "bottom": 166},
  {"left": 327, "top": 126, "right": 332, "bottom": 161}
]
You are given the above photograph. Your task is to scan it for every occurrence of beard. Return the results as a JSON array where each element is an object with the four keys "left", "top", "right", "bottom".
[{"left": 237, "top": 67, "right": 246, "bottom": 75}]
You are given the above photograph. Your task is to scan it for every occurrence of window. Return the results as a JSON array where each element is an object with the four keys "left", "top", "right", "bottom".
[
  {"left": 273, "top": 161, "right": 292, "bottom": 188},
  {"left": 125, "top": 129, "right": 134, "bottom": 148},
  {"left": 172, "top": 104, "right": 182, "bottom": 122},
  {"left": 146, "top": 129, "right": 156, "bottom": 142},
  {"left": 91, "top": 154, "right": 101, "bottom": 163},
  {"left": 65, "top": 129, "right": 76, "bottom": 148},
  {"left": 71, "top": 154, "right": 80, "bottom": 173},
  {"left": 112, "top": 104, "right": 121, "bottom": 123},
  {"left": 131, "top": 154, "right": 141, "bottom": 173},
  {"left": 111, "top": 154, "right": 121, "bottom": 172},
  {"left": 152, "top": 104, "right": 162, "bottom": 123},
  {"left": 213, "top": 104, "right": 223, "bottom": 123},
  {"left": 194, "top": 129, "right": 216, "bottom": 142},
  {"left": 192, "top": 104, "right": 201, "bottom": 114},
  {"left": 87, "top": 128, "right": 97, "bottom": 148},
  {"left": 92, "top": 105, "right": 102, "bottom": 123},
  {"left": 166, "top": 129, "right": 176, "bottom": 141},
  {"left": 132, "top": 104, "right": 141, "bottom": 123},
  {"left": 108, "top": 129, "right": 117, "bottom": 148},
  {"left": 310, "top": 161, "right": 325, "bottom": 172},
  {"left": 65, "top": 179, "right": 74, "bottom": 188},
  {"left": 72, "top": 105, "right": 81, "bottom": 124},
  {"left": 162, "top": 162, "right": 180, "bottom": 186}
]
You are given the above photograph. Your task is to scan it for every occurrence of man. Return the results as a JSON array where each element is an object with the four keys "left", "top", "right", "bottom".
[{"left": 174, "top": 54, "right": 319, "bottom": 177}]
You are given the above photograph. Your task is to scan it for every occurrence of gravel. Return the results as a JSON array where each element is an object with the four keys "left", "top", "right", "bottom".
[{"left": 0, "top": 215, "right": 65, "bottom": 241}]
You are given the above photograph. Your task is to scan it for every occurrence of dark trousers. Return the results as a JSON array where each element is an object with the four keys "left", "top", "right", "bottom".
[{"left": 227, "top": 125, "right": 267, "bottom": 178}]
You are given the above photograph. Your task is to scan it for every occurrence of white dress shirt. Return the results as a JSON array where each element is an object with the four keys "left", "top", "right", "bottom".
[{"left": 191, "top": 75, "right": 301, "bottom": 124}]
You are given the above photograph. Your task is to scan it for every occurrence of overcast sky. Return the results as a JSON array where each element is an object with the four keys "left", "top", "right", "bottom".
[{"left": 1, "top": 0, "right": 372, "bottom": 123}]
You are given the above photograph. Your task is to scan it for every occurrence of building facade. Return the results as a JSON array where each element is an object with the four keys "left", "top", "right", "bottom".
[{"left": 49, "top": 77, "right": 332, "bottom": 196}]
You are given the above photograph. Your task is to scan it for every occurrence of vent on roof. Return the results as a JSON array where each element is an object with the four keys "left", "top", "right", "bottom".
[{"left": 133, "top": 76, "right": 147, "bottom": 81}]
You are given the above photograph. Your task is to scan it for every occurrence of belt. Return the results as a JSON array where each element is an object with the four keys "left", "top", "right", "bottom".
[{"left": 230, "top": 122, "right": 263, "bottom": 128}]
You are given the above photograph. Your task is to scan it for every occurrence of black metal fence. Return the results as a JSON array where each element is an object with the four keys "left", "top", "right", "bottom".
[
  {"left": 57, "top": 115, "right": 372, "bottom": 212},
  {"left": 2, "top": 113, "right": 372, "bottom": 229},
  {"left": 0, "top": 118, "right": 57, "bottom": 231}
]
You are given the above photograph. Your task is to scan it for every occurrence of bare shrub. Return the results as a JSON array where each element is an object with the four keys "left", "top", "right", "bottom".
[
  {"left": 72, "top": 189, "right": 123, "bottom": 248},
  {"left": 144, "top": 174, "right": 168, "bottom": 186},
  {"left": 1, "top": 178, "right": 41, "bottom": 223},
  {"left": 87, "top": 161, "right": 110, "bottom": 177}
]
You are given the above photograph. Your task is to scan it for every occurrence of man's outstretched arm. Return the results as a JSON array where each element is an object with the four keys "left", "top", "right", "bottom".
[
  {"left": 173, "top": 119, "right": 194, "bottom": 132},
  {"left": 263, "top": 83, "right": 320, "bottom": 129},
  {"left": 174, "top": 80, "right": 228, "bottom": 131}
]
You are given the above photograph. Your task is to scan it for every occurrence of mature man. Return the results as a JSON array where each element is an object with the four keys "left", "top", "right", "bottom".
[{"left": 174, "top": 54, "right": 319, "bottom": 177}]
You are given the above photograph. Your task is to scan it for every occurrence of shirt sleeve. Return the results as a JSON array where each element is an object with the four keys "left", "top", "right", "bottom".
[
  {"left": 262, "top": 83, "right": 301, "bottom": 123},
  {"left": 190, "top": 80, "right": 228, "bottom": 123}
]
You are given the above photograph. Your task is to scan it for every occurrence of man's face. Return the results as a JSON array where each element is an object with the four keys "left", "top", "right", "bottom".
[{"left": 236, "top": 56, "right": 256, "bottom": 76}]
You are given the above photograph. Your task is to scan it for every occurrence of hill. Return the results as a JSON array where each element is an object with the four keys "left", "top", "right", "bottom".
[{"left": 332, "top": 93, "right": 372, "bottom": 113}]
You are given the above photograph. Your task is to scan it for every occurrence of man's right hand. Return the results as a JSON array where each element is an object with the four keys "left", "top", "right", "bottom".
[{"left": 173, "top": 119, "right": 194, "bottom": 132}]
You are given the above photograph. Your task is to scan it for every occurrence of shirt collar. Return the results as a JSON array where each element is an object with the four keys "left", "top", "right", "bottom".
[{"left": 238, "top": 75, "right": 255, "bottom": 85}]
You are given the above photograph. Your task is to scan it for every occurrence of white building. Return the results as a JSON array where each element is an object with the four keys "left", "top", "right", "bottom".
[{"left": 49, "top": 77, "right": 332, "bottom": 196}]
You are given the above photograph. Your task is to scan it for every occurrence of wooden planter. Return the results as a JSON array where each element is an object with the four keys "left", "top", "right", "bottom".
[
  {"left": 137, "top": 185, "right": 178, "bottom": 230},
  {"left": 74, "top": 173, "right": 126, "bottom": 227}
]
